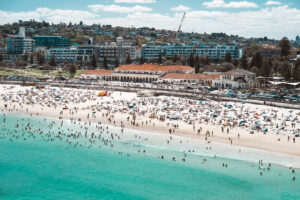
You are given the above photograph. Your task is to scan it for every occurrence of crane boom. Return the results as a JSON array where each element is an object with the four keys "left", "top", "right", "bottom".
[{"left": 176, "top": 12, "right": 186, "bottom": 40}]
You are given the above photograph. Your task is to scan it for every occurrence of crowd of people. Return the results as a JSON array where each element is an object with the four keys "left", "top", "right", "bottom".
[{"left": 0, "top": 84, "right": 299, "bottom": 181}]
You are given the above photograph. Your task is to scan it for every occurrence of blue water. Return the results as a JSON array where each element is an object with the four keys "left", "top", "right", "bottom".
[{"left": 0, "top": 114, "right": 299, "bottom": 200}]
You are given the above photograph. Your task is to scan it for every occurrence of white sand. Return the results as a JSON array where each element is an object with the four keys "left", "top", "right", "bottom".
[{"left": 0, "top": 84, "right": 299, "bottom": 168}]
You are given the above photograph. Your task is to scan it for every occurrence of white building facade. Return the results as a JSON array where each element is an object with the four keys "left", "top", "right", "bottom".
[
  {"left": 212, "top": 69, "right": 257, "bottom": 89},
  {"left": 142, "top": 42, "right": 241, "bottom": 60}
]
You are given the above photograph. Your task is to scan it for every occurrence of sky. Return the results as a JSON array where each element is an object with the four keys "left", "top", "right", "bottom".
[{"left": 1, "top": 0, "right": 300, "bottom": 40}]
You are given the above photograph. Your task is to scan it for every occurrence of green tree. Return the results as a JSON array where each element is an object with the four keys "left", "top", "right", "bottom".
[
  {"left": 24, "top": 52, "right": 28, "bottom": 62},
  {"left": 219, "top": 63, "right": 233, "bottom": 72},
  {"left": 49, "top": 56, "right": 56, "bottom": 67},
  {"left": 194, "top": 55, "right": 200, "bottom": 72},
  {"left": 188, "top": 54, "right": 194, "bottom": 67},
  {"left": 91, "top": 55, "right": 97, "bottom": 69},
  {"left": 260, "top": 59, "right": 271, "bottom": 79},
  {"left": 199, "top": 56, "right": 207, "bottom": 65},
  {"left": 279, "top": 61, "right": 291, "bottom": 81},
  {"left": 114, "top": 58, "right": 119, "bottom": 68},
  {"left": 172, "top": 54, "right": 178, "bottom": 63},
  {"left": 126, "top": 53, "right": 131, "bottom": 64},
  {"left": 140, "top": 57, "right": 145, "bottom": 65},
  {"left": 272, "top": 60, "right": 280, "bottom": 75},
  {"left": 195, "top": 62, "right": 200, "bottom": 73},
  {"left": 225, "top": 52, "right": 232, "bottom": 63},
  {"left": 103, "top": 56, "right": 108, "bottom": 69},
  {"left": 205, "top": 56, "right": 210, "bottom": 65},
  {"left": 233, "top": 59, "right": 239, "bottom": 67},
  {"left": 15, "top": 60, "right": 27, "bottom": 68},
  {"left": 250, "top": 51, "right": 262, "bottom": 69},
  {"left": 158, "top": 53, "right": 162, "bottom": 64},
  {"left": 37, "top": 52, "right": 45, "bottom": 65},
  {"left": 30, "top": 54, "right": 34, "bottom": 64},
  {"left": 68, "top": 64, "right": 77, "bottom": 76},
  {"left": 292, "top": 59, "right": 300, "bottom": 81},
  {"left": 279, "top": 37, "right": 291, "bottom": 58}
]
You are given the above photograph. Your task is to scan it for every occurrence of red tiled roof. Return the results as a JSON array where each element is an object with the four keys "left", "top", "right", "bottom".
[
  {"left": 223, "top": 68, "right": 255, "bottom": 76},
  {"left": 115, "top": 64, "right": 193, "bottom": 72},
  {"left": 259, "top": 44, "right": 281, "bottom": 50},
  {"left": 162, "top": 73, "right": 220, "bottom": 80},
  {"left": 82, "top": 70, "right": 113, "bottom": 75}
]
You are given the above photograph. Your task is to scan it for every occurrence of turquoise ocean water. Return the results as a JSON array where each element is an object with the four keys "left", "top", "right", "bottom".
[{"left": 0, "top": 113, "right": 299, "bottom": 200}]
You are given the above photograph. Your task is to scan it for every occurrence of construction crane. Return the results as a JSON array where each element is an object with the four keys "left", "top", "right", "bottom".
[{"left": 174, "top": 12, "right": 186, "bottom": 41}]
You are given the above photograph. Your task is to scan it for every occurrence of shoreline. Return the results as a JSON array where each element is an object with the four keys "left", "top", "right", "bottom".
[
  {"left": 4, "top": 108, "right": 300, "bottom": 169},
  {"left": 1, "top": 81, "right": 299, "bottom": 110},
  {"left": 1, "top": 84, "right": 300, "bottom": 168}
]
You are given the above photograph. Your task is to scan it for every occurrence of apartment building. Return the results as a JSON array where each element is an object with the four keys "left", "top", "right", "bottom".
[
  {"left": 212, "top": 68, "right": 257, "bottom": 89},
  {"left": 5, "top": 27, "right": 35, "bottom": 61},
  {"left": 45, "top": 47, "right": 94, "bottom": 63},
  {"left": 142, "top": 42, "right": 240, "bottom": 60},
  {"left": 81, "top": 64, "right": 194, "bottom": 83},
  {"left": 34, "top": 36, "right": 71, "bottom": 49},
  {"left": 45, "top": 37, "right": 136, "bottom": 65},
  {"left": 259, "top": 45, "right": 281, "bottom": 59}
]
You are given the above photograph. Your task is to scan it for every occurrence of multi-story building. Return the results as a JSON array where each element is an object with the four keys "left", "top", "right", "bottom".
[
  {"left": 259, "top": 45, "right": 281, "bottom": 59},
  {"left": 98, "top": 45, "right": 136, "bottom": 64},
  {"left": 212, "top": 68, "right": 257, "bottom": 89},
  {"left": 81, "top": 64, "right": 194, "bottom": 83},
  {"left": 5, "top": 27, "right": 35, "bottom": 61},
  {"left": 34, "top": 36, "right": 71, "bottom": 49},
  {"left": 6, "top": 36, "right": 34, "bottom": 55},
  {"left": 96, "top": 37, "right": 136, "bottom": 64},
  {"left": 142, "top": 42, "right": 240, "bottom": 60},
  {"left": 45, "top": 37, "right": 136, "bottom": 65},
  {"left": 296, "top": 35, "right": 300, "bottom": 45},
  {"left": 45, "top": 47, "right": 94, "bottom": 63}
]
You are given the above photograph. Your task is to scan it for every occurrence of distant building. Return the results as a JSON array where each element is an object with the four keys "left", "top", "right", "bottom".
[
  {"left": 45, "top": 37, "right": 136, "bottom": 65},
  {"left": 96, "top": 37, "right": 136, "bottom": 65},
  {"left": 212, "top": 68, "right": 257, "bottom": 89},
  {"left": 81, "top": 69, "right": 113, "bottom": 79},
  {"left": 296, "top": 51, "right": 300, "bottom": 60},
  {"left": 81, "top": 64, "right": 194, "bottom": 83},
  {"left": 161, "top": 73, "right": 220, "bottom": 86},
  {"left": 5, "top": 27, "right": 35, "bottom": 61},
  {"left": 296, "top": 35, "right": 300, "bottom": 45},
  {"left": 259, "top": 45, "right": 281, "bottom": 59},
  {"left": 34, "top": 36, "right": 71, "bottom": 49},
  {"left": 97, "top": 39, "right": 137, "bottom": 64},
  {"left": 142, "top": 42, "right": 240, "bottom": 60},
  {"left": 45, "top": 47, "right": 94, "bottom": 63}
]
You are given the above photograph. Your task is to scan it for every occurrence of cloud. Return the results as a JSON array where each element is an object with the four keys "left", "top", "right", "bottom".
[
  {"left": 0, "top": 6, "right": 299, "bottom": 39},
  {"left": 203, "top": 0, "right": 258, "bottom": 8},
  {"left": 0, "top": 8, "right": 97, "bottom": 25},
  {"left": 171, "top": 5, "right": 191, "bottom": 12},
  {"left": 265, "top": 1, "right": 281, "bottom": 6},
  {"left": 88, "top": 4, "right": 152, "bottom": 13},
  {"left": 114, "top": 0, "right": 156, "bottom": 3}
]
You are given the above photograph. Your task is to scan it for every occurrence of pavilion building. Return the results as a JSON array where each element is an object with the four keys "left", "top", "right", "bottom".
[{"left": 81, "top": 64, "right": 194, "bottom": 83}]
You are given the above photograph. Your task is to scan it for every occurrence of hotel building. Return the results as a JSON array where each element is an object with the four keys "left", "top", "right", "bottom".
[{"left": 142, "top": 42, "right": 240, "bottom": 60}]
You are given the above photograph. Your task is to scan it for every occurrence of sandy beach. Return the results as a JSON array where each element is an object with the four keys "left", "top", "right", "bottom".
[{"left": 1, "top": 84, "right": 300, "bottom": 168}]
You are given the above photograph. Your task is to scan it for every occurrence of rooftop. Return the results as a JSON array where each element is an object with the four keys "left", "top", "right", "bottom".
[
  {"left": 223, "top": 68, "right": 255, "bottom": 76},
  {"left": 81, "top": 70, "right": 113, "bottom": 75},
  {"left": 115, "top": 64, "right": 193, "bottom": 72},
  {"left": 260, "top": 44, "right": 281, "bottom": 50},
  {"left": 162, "top": 73, "right": 220, "bottom": 80}
]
